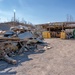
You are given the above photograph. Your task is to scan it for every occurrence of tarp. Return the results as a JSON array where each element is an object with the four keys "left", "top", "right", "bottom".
[
  {"left": 4, "top": 31, "right": 15, "bottom": 35},
  {"left": 18, "top": 32, "right": 33, "bottom": 39}
]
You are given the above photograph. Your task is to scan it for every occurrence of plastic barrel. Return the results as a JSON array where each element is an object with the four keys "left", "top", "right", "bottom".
[
  {"left": 60, "top": 32, "right": 66, "bottom": 39},
  {"left": 42, "top": 31, "right": 51, "bottom": 39}
]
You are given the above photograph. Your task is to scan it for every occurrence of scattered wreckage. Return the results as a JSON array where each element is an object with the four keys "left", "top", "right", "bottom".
[{"left": 0, "top": 26, "right": 49, "bottom": 64}]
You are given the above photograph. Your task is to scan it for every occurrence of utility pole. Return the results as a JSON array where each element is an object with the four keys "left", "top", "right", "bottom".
[
  {"left": 13, "top": 9, "right": 16, "bottom": 27},
  {"left": 70, "top": 15, "right": 71, "bottom": 22},
  {"left": 67, "top": 14, "right": 69, "bottom": 22},
  {"left": 62, "top": 23, "right": 64, "bottom": 30},
  {"left": 14, "top": 9, "right": 15, "bottom": 22}
]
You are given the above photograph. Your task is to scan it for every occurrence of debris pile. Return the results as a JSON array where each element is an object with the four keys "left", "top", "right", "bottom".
[{"left": 0, "top": 25, "right": 48, "bottom": 64}]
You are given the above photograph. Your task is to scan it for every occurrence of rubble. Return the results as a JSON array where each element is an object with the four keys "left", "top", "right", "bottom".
[
  {"left": 0, "top": 25, "right": 47, "bottom": 64},
  {"left": 3, "top": 55, "right": 17, "bottom": 65},
  {"left": 44, "top": 46, "right": 52, "bottom": 50}
]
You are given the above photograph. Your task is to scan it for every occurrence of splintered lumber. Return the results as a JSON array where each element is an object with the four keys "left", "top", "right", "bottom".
[
  {"left": 4, "top": 43, "right": 18, "bottom": 51},
  {"left": 3, "top": 55, "right": 17, "bottom": 64},
  {"left": 0, "top": 37, "right": 20, "bottom": 41},
  {"left": 0, "top": 49, "right": 6, "bottom": 59},
  {"left": 0, "top": 39, "right": 29, "bottom": 64}
]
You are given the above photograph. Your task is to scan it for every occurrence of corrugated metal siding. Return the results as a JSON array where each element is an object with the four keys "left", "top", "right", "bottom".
[{"left": 0, "top": 24, "right": 10, "bottom": 31}]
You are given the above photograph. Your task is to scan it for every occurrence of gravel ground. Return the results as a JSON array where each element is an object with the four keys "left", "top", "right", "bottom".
[{"left": 0, "top": 38, "right": 75, "bottom": 75}]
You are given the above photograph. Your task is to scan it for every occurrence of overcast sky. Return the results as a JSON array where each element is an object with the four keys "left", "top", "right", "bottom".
[{"left": 0, "top": 0, "right": 75, "bottom": 24}]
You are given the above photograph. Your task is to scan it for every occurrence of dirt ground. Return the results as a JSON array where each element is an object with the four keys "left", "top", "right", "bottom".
[{"left": 0, "top": 38, "right": 75, "bottom": 75}]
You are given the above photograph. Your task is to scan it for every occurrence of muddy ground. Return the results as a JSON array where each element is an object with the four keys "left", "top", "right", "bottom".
[{"left": 0, "top": 38, "right": 75, "bottom": 75}]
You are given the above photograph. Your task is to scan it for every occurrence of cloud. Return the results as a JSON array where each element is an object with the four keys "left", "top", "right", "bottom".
[
  {"left": 0, "top": 17, "right": 8, "bottom": 22},
  {"left": 0, "top": 10, "right": 12, "bottom": 16},
  {"left": 0, "top": 10, "right": 13, "bottom": 22},
  {"left": 0, "top": 9, "right": 25, "bottom": 22}
]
